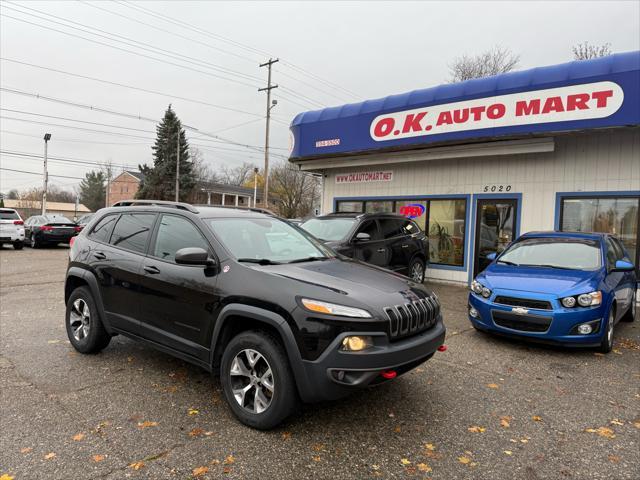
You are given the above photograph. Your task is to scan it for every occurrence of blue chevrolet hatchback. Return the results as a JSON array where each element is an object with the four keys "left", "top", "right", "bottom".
[{"left": 468, "top": 232, "right": 637, "bottom": 353}]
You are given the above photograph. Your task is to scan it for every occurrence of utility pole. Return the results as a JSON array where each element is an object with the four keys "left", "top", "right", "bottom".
[
  {"left": 42, "top": 133, "right": 51, "bottom": 215},
  {"left": 259, "top": 58, "right": 278, "bottom": 208},
  {"left": 253, "top": 167, "right": 259, "bottom": 208},
  {"left": 175, "top": 128, "right": 180, "bottom": 202}
]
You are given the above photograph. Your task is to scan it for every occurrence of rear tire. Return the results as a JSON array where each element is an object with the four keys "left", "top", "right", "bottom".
[
  {"left": 408, "top": 257, "right": 426, "bottom": 283},
  {"left": 622, "top": 292, "right": 636, "bottom": 322},
  {"left": 13, "top": 241, "right": 23, "bottom": 250},
  {"left": 598, "top": 308, "right": 615, "bottom": 354},
  {"left": 65, "top": 286, "right": 111, "bottom": 354},
  {"left": 30, "top": 235, "right": 40, "bottom": 248},
  {"left": 220, "top": 330, "right": 298, "bottom": 430}
]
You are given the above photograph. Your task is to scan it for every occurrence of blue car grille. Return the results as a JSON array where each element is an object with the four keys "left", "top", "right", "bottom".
[
  {"left": 492, "top": 310, "right": 552, "bottom": 333},
  {"left": 494, "top": 296, "right": 552, "bottom": 310},
  {"left": 384, "top": 296, "right": 439, "bottom": 340}
]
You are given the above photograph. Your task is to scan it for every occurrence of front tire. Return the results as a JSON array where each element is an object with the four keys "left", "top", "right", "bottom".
[
  {"left": 598, "top": 308, "right": 615, "bottom": 353},
  {"left": 409, "top": 257, "right": 426, "bottom": 283},
  {"left": 65, "top": 286, "right": 111, "bottom": 354},
  {"left": 13, "top": 241, "right": 23, "bottom": 250},
  {"left": 220, "top": 330, "right": 298, "bottom": 429}
]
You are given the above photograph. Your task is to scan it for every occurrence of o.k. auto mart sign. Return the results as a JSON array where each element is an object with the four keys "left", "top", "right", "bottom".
[{"left": 288, "top": 52, "right": 639, "bottom": 160}]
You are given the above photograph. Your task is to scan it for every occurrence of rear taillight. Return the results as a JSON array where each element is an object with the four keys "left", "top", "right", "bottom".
[
  {"left": 70, "top": 237, "right": 76, "bottom": 247},
  {"left": 13, "top": 220, "right": 24, "bottom": 225},
  {"left": 40, "top": 225, "right": 53, "bottom": 231}
]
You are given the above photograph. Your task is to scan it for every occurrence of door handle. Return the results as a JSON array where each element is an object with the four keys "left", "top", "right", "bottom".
[
  {"left": 93, "top": 251, "right": 106, "bottom": 260},
  {"left": 144, "top": 265, "right": 160, "bottom": 274},
  {"left": 377, "top": 248, "right": 386, "bottom": 253},
  {"left": 402, "top": 244, "right": 409, "bottom": 248}
]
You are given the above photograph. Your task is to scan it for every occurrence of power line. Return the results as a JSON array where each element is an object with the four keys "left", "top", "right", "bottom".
[
  {"left": 0, "top": 58, "right": 263, "bottom": 117},
  {"left": 0, "top": 166, "right": 84, "bottom": 180},
  {"left": 3, "top": 2, "right": 265, "bottom": 84},
  {"left": 0, "top": 13, "right": 262, "bottom": 89},
  {"left": 0, "top": 129, "right": 149, "bottom": 145}
]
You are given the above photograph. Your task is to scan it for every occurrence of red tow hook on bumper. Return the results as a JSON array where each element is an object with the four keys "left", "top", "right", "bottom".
[
  {"left": 437, "top": 344, "right": 448, "bottom": 352},
  {"left": 380, "top": 370, "right": 397, "bottom": 379}
]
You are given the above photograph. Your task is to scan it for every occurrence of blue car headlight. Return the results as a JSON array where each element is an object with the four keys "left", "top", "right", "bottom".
[
  {"left": 471, "top": 280, "right": 491, "bottom": 298},
  {"left": 560, "top": 291, "right": 602, "bottom": 308}
]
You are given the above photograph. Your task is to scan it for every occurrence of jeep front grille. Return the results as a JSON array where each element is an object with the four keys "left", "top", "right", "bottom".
[{"left": 384, "top": 295, "right": 440, "bottom": 340}]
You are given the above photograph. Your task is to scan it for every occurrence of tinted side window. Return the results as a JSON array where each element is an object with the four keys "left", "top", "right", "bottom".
[
  {"left": 378, "top": 219, "right": 404, "bottom": 239},
  {"left": 153, "top": 215, "right": 209, "bottom": 262},
  {"left": 611, "top": 237, "right": 629, "bottom": 261},
  {"left": 110, "top": 213, "right": 155, "bottom": 253},
  {"left": 357, "top": 220, "right": 381, "bottom": 241},
  {"left": 403, "top": 220, "right": 420, "bottom": 235},
  {"left": 89, "top": 214, "right": 119, "bottom": 244}
]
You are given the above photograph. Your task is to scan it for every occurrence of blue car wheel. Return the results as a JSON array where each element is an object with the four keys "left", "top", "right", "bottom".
[{"left": 599, "top": 309, "right": 615, "bottom": 353}]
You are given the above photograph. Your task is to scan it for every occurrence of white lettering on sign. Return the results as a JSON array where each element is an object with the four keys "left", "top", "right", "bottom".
[
  {"left": 370, "top": 81, "right": 624, "bottom": 142},
  {"left": 315, "top": 138, "right": 341, "bottom": 147},
  {"left": 335, "top": 171, "right": 393, "bottom": 184}
]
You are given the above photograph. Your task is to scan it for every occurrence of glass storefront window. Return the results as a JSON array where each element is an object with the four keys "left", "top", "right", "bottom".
[
  {"left": 365, "top": 201, "right": 394, "bottom": 213},
  {"left": 395, "top": 201, "right": 427, "bottom": 231},
  {"left": 560, "top": 196, "right": 639, "bottom": 268},
  {"left": 337, "top": 201, "right": 363, "bottom": 213},
  {"left": 428, "top": 199, "right": 466, "bottom": 266}
]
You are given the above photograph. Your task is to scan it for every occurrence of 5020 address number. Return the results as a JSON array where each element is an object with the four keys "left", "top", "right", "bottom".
[{"left": 483, "top": 185, "right": 512, "bottom": 192}]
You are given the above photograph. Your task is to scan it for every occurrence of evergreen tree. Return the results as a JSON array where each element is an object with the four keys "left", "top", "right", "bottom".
[
  {"left": 136, "top": 105, "right": 195, "bottom": 201},
  {"left": 78, "top": 170, "right": 106, "bottom": 212}
]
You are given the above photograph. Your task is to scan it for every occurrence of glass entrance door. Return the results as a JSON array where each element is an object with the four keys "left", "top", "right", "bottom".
[{"left": 473, "top": 199, "right": 518, "bottom": 277}]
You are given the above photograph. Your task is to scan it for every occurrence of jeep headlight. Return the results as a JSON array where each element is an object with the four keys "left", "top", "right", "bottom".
[{"left": 301, "top": 298, "right": 372, "bottom": 318}]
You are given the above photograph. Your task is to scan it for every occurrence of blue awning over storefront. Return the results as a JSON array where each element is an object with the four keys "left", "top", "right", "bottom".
[{"left": 289, "top": 51, "right": 640, "bottom": 160}]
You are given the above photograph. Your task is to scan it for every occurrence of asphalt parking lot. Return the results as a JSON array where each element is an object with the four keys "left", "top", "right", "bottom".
[{"left": 1, "top": 247, "right": 639, "bottom": 480}]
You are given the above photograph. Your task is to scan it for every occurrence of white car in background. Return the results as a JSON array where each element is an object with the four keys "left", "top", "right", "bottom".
[{"left": 0, "top": 208, "right": 25, "bottom": 250}]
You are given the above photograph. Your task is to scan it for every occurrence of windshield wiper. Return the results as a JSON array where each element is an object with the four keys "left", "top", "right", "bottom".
[
  {"left": 524, "top": 264, "right": 575, "bottom": 270},
  {"left": 497, "top": 259, "right": 519, "bottom": 266},
  {"left": 287, "top": 256, "right": 328, "bottom": 264},
  {"left": 237, "top": 258, "right": 282, "bottom": 265}
]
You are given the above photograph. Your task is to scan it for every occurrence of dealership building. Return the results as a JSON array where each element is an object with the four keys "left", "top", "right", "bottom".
[{"left": 288, "top": 51, "right": 640, "bottom": 285}]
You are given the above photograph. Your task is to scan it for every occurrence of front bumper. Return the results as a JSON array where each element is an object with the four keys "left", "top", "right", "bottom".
[
  {"left": 468, "top": 291, "right": 607, "bottom": 347},
  {"left": 296, "top": 317, "right": 446, "bottom": 402}
]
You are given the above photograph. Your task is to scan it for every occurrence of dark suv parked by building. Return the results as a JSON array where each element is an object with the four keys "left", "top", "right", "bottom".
[
  {"left": 64, "top": 201, "right": 445, "bottom": 429},
  {"left": 300, "top": 213, "right": 429, "bottom": 283}
]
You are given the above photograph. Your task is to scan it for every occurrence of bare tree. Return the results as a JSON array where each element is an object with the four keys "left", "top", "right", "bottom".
[
  {"left": 219, "top": 161, "right": 257, "bottom": 186},
  {"left": 190, "top": 147, "right": 219, "bottom": 184},
  {"left": 572, "top": 42, "right": 612, "bottom": 60},
  {"left": 449, "top": 46, "right": 520, "bottom": 82},
  {"left": 269, "top": 162, "right": 319, "bottom": 218}
]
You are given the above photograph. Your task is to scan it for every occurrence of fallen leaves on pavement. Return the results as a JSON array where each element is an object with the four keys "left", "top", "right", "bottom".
[
  {"left": 500, "top": 416, "right": 512, "bottom": 428},
  {"left": 192, "top": 466, "right": 209, "bottom": 477},
  {"left": 400, "top": 458, "right": 411, "bottom": 466},
  {"left": 20, "top": 447, "right": 32, "bottom": 454},
  {"left": 281, "top": 431, "right": 291, "bottom": 440},
  {"left": 468, "top": 426, "right": 486, "bottom": 433},
  {"left": 92, "top": 455, "right": 105, "bottom": 462},
  {"left": 223, "top": 455, "right": 235, "bottom": 465},
  {"left": 610, "top": 419, "right": 624, "bottom": 426},
  {"left": 487, "top": 383, "right": 500, "bottom": 389},
  {"left": 417, "top": 463, "right": 432, "bottom": 472},
  {"left": 1, "top": 474, "right": 15, "bottom": 480},
  {"left": 584, "top": 426, "right": 616, "bottom": 439},
  {"left": 188, "top": 408, "right": 199, "bottom": 416},
  {"left": 137, "top": 421, "right": 158, "bottom": 429},
  {"left": 608, "top": 454, "right": 621, "bottom": 463},
  {"left": 504, "top": 450, "right": 513, "bottom": 455},
  {"left": 129, "top": 461, "right": 145, "bottom": 470},
  {"left": 72, "top": 433, "right": 85, "bottom": 441},
  {"left": 189, "top": 428, "right": 205, "bottom": 437},
  {"left": 44, "top": 452, "right": 56, "bottom": 460},
  {"left": 532, "top": 416, "right": 543, "bottom": 422},
  {"left": 458, "top": 456, "right": 471, "bottom": 465},
  {"left": 616, "top": 337, "right": 640, "bottom": 350}
]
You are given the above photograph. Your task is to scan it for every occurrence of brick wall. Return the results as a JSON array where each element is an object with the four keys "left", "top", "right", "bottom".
[{"left": 108, "top": 173, "right": 140, "bottom": 205}]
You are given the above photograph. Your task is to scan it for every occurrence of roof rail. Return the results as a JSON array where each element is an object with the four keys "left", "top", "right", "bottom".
[
  {"left": 111, "top": 199, "right": 199, "bottom": 213},
  {"left": 193, "top": 204, "right": 276, "bottom": 216}
]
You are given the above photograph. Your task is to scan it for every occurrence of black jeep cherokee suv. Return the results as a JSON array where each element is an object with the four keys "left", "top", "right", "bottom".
[
  {"left": 300, "top": 213, "right": 429, "bottom": 283},
  {"left": 64, "top": 201, "right": 445, "bottom": 429}
]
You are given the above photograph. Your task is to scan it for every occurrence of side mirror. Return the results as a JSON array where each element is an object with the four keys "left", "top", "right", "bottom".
[
  {"left": 175, "top": 247, "right": 215, "bottom": 267},
  {"left": 353, "top": 232, "right": 371, "bottom": 243},
  {"left": 486, "top": 252, "right": 497, "bottom": 261},
  {"left": 613, "top": 259, "right": 635, "bottom": 271}
]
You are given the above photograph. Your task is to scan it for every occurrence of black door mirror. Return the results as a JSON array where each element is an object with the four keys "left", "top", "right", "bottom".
[
  {"left": 353, "top": 232, "right": 371, "bottom": 243},
  {"left": 175, "top": 247, "right": 215, "bottom": 267}
]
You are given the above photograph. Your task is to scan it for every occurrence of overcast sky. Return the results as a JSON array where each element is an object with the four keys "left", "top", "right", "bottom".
[{"left": 1, "top": 0, "right": 639, "bottom": 193}]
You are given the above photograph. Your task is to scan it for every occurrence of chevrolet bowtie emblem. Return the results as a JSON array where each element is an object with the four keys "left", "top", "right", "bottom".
[{"left": 512, "top": 307, "right": 529, "bottom": 315}]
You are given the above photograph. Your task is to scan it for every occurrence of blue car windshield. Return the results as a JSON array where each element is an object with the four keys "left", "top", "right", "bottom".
[{"left": 498, "top": 238, "right": 601, "bottom": 270}]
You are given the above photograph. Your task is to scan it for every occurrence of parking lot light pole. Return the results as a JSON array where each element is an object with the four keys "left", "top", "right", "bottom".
[
  {"left": 253, "top": 167, "right": 259, "bottom": 207},
  {"left": 42, "top": 133, "right": 51, "bottom": 215}
]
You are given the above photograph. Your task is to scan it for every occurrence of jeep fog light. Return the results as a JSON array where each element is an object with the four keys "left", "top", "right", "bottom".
[
  {"left": 341, "top": 336, "right": 373, "bottom": 351},
  {"left": 469, "top": 306, "right": 479, "bottom": 318},
  {"left": 577, "top": 324, "right": 593, "bottom": 335}
]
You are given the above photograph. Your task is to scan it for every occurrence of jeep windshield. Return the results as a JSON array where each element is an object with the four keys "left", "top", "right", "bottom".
[
  {"left": 300, "top": 217, "right": 356, "bottom": 242},
  {"left": 206, "top": 217, "right": 334, "bottom": 264},
  {"left": 498, "top": 238, "right": 602, "bottom": 270}
]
